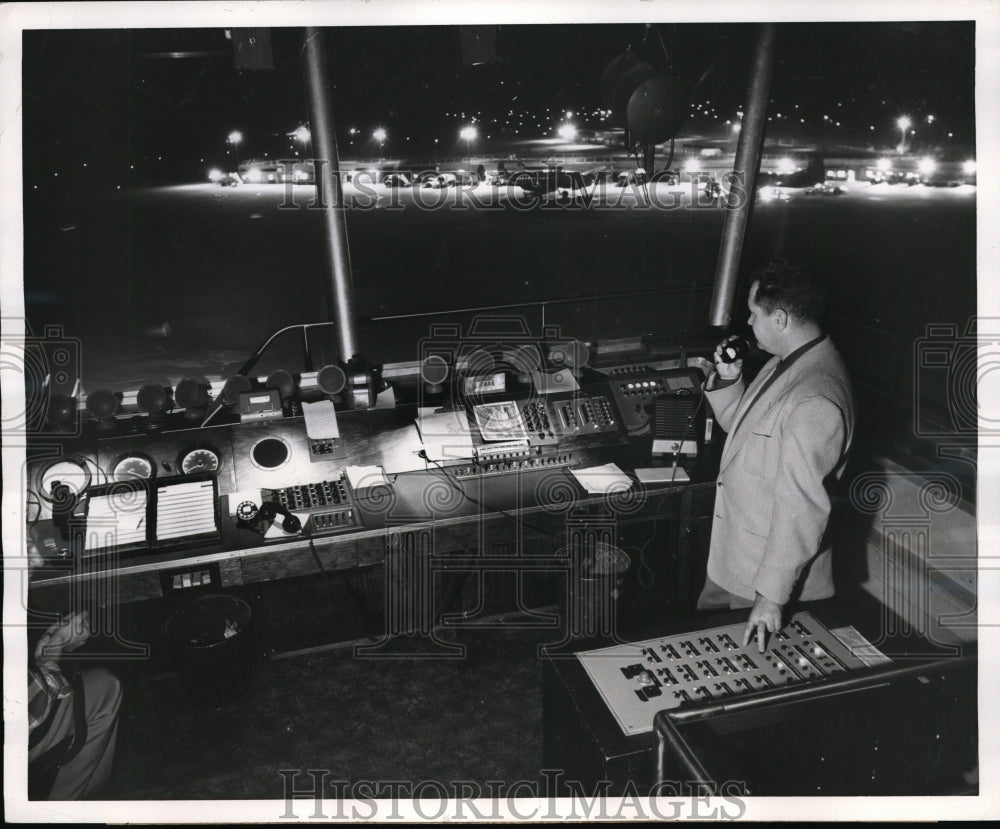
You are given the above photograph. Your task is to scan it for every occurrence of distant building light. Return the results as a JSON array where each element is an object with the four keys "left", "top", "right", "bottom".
[
  {"left": 963, "top": 160, "right": 976, "bottom": 175},
  {"left": 876, "top": 158, "right": 893, "bottom": 172},
  {"left": 917, "top": 157, "right": 937, "bottom": 176},
  {"left": 777, "top": 157, "right": 796, "bottom": 175}
]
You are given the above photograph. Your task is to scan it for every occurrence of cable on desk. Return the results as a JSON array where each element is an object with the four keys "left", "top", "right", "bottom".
[
  {"left": 420, "top": 453, "right": 561, "bottom": 539},
  {"left": 78, "top": 454, "right": 108, "bottom": 486}
]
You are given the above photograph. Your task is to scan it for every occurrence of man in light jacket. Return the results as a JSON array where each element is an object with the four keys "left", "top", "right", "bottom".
[{"left": 700, "top": 260, "right": 855, "bottom": 651}]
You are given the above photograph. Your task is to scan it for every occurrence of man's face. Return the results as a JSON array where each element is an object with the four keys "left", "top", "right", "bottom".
[{"left": 746, "top": 281, "right": 778, "bottom": 355}]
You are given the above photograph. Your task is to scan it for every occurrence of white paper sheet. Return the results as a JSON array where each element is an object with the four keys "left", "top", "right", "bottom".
[
  {"left": 302, "top": 398, "right": 341, "bottom": 439},
  {"left": 569, "top": 463, "right": 633, "bottom": 495},
  {"left": 345, "top": 465, "right": 389, "bottom": 490},
  {"left": 416, "top": 410, "right": 475, "bottom": 461}
]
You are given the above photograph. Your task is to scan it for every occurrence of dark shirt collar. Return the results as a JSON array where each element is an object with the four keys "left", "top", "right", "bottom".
[{"left": 778, "top": 332, "right": 826, "bottom": 367}]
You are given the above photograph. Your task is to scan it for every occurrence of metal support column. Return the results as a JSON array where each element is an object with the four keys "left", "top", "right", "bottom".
[
  {"left": 708, "top": 23, "right": 777, "bottom": 328},
  {"left": 302, "top": 27, "right": 361, "bottom": 361}
]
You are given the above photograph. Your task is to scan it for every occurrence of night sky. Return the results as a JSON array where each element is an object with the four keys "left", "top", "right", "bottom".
[{"left": 20, "top": 21, "right": 976, "bottom": 189}]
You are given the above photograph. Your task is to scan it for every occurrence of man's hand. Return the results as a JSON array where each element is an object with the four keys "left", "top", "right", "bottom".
[
  {"left": 35, "top": 610, "right": 91, "bottom": 663},
  {"left": 713, "top": 335, "right": 744, "bottom": 383},
  {"left": 741, "top": 594, "right": 784, "bottom": 653}
]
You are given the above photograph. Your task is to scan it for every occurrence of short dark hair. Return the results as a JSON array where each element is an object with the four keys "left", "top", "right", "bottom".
[{"left": 751, "top": 259, "right": 827, "bottom": 323}]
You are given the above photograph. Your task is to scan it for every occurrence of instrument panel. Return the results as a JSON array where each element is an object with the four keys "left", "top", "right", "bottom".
[
  {"left": 32, "top": 375, "right": 685, "bottom": 557},
  {"left": 96, "top": 425, "right": 237, "bottom": 494},
  {"left": 577, "top": 612, "right": 880, "bottom": 736}
]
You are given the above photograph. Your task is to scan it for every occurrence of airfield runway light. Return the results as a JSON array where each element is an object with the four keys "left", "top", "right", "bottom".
[
  {"left": 777, "top": 157, "right": 795, "bottom": 175},
  {"left": 876, "top": 158, "right": 893, "bottom": 172},
  {"left": 557, "top": 123, "right": 578, "bottom": 141},
  {"left": 963, "top": 160, "right": 976, "bottom": 175},
  {"left": 918, "top": 157, "right": 937, "bottom": 176}
]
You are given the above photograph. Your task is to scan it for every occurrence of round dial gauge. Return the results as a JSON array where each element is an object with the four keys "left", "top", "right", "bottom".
[
  {"left": 112, "top": 455, "right": 154, "bottom": 482},
  {"left": 38, "top": 459, "right": 91, "bottom": 499},
  {"left": 180, "top": 448, "right": 220, "bottom": 475}
]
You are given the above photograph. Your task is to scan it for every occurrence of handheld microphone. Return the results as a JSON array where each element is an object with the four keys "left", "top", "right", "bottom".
[{"left": 719, "top": 336, "right": 750, "bottom": 364}]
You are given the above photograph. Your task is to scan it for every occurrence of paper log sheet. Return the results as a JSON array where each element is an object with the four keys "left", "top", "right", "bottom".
[
  {"left": 302, "top": 399, "right": 341, "bottom": 439},
  {"left": 84, "top": 490, "right": 147, "bottom": 550},
  {"left": 156, "top": 479, "right": 217, "bottom": 541},
  {"left": 416, "top": 410, "right": 475, "bottom": 461}
]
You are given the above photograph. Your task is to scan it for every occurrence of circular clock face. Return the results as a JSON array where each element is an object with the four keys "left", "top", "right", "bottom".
[
  {"left": 236, "top": 500, "right": 259, "bottom": 522},
  {"left": 112, "top": 455, "right": 155, "bottom": 482},
  {"left": 180, "top": 448, "right": 220, "bottom": 475}
]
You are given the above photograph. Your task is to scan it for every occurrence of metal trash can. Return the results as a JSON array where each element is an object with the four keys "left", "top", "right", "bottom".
[
  {"left": 165, "top": 594, "right": 254, "bottom": 708},
  {"left": 566, "top": 542, "right": 631, "bottom": 641}
]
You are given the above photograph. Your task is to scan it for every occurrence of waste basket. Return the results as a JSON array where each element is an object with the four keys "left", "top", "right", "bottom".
[
  {"left": 565, "top": 542, "right": 631, "bottom": 641},
  {"left": 165, "top": 594, "right": 254, "bottom": 707}
]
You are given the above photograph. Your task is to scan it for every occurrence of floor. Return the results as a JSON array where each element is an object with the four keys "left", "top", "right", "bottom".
[{"left": 101, "top": 625, "right": 550, "bottom": 801}]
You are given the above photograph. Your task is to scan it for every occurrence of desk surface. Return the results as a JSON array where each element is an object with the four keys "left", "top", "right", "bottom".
[{"left": 27, "top": 391, "right": 722, "bottom": 605}]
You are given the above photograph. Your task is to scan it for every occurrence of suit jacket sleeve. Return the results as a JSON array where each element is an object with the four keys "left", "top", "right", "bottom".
[
  {"left": 704, "top": 376, "right": 746, "bottom": 432},
  {"left": 751, "top": 394, "right": 850, "bottom": 604}
]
